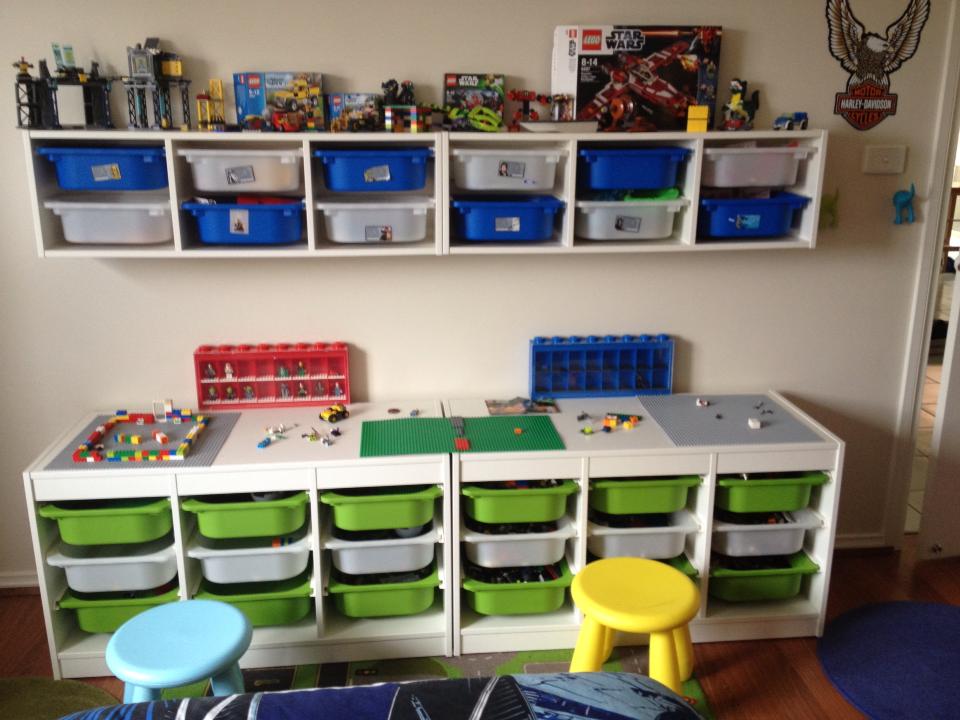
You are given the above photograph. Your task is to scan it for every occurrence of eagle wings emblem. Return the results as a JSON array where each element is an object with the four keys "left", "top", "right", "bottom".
[{"left": 826, "top": 0, "right": 930, "bottom": 91}]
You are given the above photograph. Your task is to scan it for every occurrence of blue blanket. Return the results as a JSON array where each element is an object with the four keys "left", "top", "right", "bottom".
[{"left": 60, "top": 672, "right": 700, "bottom": 719}]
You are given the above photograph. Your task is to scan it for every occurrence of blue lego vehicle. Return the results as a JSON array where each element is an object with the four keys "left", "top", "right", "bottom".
[{"left": 774, "top": 112, "right": 808, "bottom": 130}]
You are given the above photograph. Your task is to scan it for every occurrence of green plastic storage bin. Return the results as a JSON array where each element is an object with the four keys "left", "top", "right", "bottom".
[
  {"left": 320, "top": 485, "right": 441, "bottom": 531},
  {"left": 58, "top": 582, "right": 179, "bottom": 633},
  {"left": 194, "top": 569, "right": 313, "bottom": 626},
  {"left": 182, "top": 492, "right": 308, "bottom": 539},
  {"left": 328, "top": 564, "right": 439, "bottom": 618},
  {"left": 715, "top": 472, "right": 828, "bottom": 513},
  {"left": 463, "top": 560, "right": 573, "bottom": 615},
  {"left": 461, "top": 480, "right": 577, "bottom": 524},
  {"left": 663, "top": 554, "right": 699, "bottom": 578},
  {"left": 589, "top": 476, "right": 700, "bottom": 515},
  {"left": 38, "top": 498, "right": 173, "bottom": 545},
  {"left": 709, "top": 552, "right": 819, "bottom": 602}
]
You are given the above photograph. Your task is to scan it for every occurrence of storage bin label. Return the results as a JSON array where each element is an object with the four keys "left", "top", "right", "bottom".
[
  {"left": 91, "top": 163, "right": 121, "bottom": 182},
  {"left": 229, "top": 209, "right": 250, "bottom": 235},
  {"left": 495, "top": 216, "right": 521, "bottom": 232},
  {"left": 225, "top": 165, "right": 256, "bottom": 185},
  {"left": 615, "top": 215, "right": 642, "bottom": 233},
  {"left": 733, "top": 214, "right": 761, "bottom": 230},
  {"left": 363, "top": 165, "right": 391, "bottom": 183},
  {"left": 364, "top": 225, "right": 393, "bottom": 242},
  {"left": 497, "top": 160, "right": 526, "bottom": 179}
]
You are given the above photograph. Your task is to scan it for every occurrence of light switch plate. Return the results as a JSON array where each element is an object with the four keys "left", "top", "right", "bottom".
[{"left": 863, "top": 145, "right": 907, "bottom": 174}]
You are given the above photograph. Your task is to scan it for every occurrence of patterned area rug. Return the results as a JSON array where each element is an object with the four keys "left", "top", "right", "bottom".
[{"left": 162, "top": 647, "right": 713, "bottom": 719}]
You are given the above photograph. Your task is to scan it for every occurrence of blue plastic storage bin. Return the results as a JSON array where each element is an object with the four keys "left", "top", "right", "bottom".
[
  {"left": 451, "top": 195, "right": 565, "bottom": 242},
  {"left": 182, "top": 201, "right": 304, "bottom": 245},
  {"left": 313, "top": 148, "right": 431, "bottom": 191},
  {"left": 36, "top": 146, "right": 167, "bottom": 191},
  {"left": 530, "top": 334, "right": 674, "bottom": 399},
  {"left": 698, "top": 192, "right": 810, "bottom": 239},
  {"left": 578, "top": 147, "right": 689, "bottom": 191}
]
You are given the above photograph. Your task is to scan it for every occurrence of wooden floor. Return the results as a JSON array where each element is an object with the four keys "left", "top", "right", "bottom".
[{"left": 3, "top": 537, "right": 959, "bottom": 719}]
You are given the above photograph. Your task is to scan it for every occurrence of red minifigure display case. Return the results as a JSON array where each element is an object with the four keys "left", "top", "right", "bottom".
[{"left": 194, "top": 342, "right": 350, "bottom": 410}]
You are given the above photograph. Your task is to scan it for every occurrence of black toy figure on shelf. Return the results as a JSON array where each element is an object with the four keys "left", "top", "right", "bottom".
[{"left": 721, "top": 78, "right": 759, "bottom": 130}]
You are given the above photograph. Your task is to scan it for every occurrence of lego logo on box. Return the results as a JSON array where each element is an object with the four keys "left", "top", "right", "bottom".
[
  {"left": 582, "top": 29, "right": 602, "bottom": 51},
  {"left": 248, "top": 75, "right": 261, "bottom": 89}
]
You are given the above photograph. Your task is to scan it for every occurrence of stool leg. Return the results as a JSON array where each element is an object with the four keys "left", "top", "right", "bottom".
[
  {"left": 210, "top": 662, "right": 245, "bottom": 696},
  {"left": 674, "top": 624, "right": 694, "bottom": 681},
  {"left": 124, "top": 684, "right": 161, "bottom": 703},
  {"left": 570, "top": 615, "right": 607, "bottom": 672},
  {"left": 649, "top": 630, "right": 681, "bottom": 695},
  {"left": 602, "top": 626, "right": 615, "bottom": 662}
]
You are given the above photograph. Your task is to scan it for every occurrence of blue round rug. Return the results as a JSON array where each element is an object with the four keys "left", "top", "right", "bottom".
[{"left": 818, "top": 601, "right": 960, "bottom": 719}]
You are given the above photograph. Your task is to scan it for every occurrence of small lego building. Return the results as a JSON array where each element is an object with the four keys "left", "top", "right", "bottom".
[
  {"left": 196, "top": 79, "right": 226, "bottom": 131},
  {"left": 506, "top": 89, "right": 552, "bottom": 131},
  {"left": 124, "top": 38, "right": 191, "bottom": 130}
]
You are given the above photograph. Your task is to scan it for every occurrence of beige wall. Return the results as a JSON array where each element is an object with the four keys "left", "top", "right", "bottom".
[{"left": 0, "top": 0, "right": 953, "bottom": 581}]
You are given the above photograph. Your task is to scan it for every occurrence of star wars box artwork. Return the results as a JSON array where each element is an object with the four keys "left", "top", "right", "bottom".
[
  {"left": 443, "top": 73, "right": 505, "bottom": 131},
  {"left": 552, "top": 26, "right": 722, "bottom": 132}
]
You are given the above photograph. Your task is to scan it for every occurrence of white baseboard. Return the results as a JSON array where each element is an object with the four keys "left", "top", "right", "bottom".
[
  {"left": 835, "top": 532, "right": 890, "bottom": 550},
  {"left": 0, "top": 570, "right": 38, "bottom": 588}
]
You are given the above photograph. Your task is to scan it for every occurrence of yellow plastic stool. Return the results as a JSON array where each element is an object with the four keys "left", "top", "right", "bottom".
[{"left": 570, "top": 557, "right": 700, "bottom": 694}]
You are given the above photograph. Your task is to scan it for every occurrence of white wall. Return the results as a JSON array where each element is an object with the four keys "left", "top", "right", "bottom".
[{"left": 0, "top": 0, "right": 953, "bottom": 581}]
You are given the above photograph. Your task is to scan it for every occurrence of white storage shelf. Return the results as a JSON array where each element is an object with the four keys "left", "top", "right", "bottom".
[
  {"left": 23, "top": 129, "right": 826, "bottom": 258},
  {"left": 24, "top": 394, "right": 842, "bottom": 677}
]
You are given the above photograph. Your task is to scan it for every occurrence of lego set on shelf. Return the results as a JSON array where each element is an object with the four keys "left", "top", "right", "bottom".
[{"left": 194, "top": 342, "right": 350, "bottom": 410}]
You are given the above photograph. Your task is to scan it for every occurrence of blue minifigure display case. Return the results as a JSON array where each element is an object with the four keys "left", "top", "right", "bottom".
[{"left": 529, "top": 334, "right": 674, "bottom": 399}]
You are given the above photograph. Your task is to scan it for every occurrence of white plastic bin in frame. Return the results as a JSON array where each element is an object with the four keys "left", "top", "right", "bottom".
[
  {"left": 575, "top": 198, "right": 687, "bottom": 240},
  {"left": 462, "top": 516, "right": 575, "bottom": 568},
  {"left": 587, "top": 511, "right": 698, "bottom": 560},
  {"left": 701, "top": 146, "right": 815, "bottom": 188},
  {"left": 46, "top": 535, "right": 177, "bottom": 593},
  {"left": 323, "top": 519, "right": 438, "bottom": 574},
  {"left": 711, "top": 508, "right": 821, "bottom": 557},
  {"left": 177, "top": 148, "right": 303, "bottom": 192},
  {"left": 43, "top": 192, "right": 173, "bottom": 244},
  {"left": 315, "top": 198, "right": 433, "bottom": 244},
  {"left": 186, "top": 523, "right": 311, "bottom": 584},
  {"left": 451, "top": 148, "right": 562, "bottom": 192}
]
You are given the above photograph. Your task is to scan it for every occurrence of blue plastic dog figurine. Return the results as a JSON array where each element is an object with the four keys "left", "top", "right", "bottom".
[{"left": 893, "top": 183, "right": 916, "bottom": 224}]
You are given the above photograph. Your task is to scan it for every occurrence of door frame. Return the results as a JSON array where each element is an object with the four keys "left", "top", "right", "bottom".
[{"left": 884, "top": 0, "right": 960, "bottom": 548}]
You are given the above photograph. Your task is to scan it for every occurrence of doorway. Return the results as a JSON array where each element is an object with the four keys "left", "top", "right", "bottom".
[{"left": 905, "top": 139, "right": 960, "bottom": 535}]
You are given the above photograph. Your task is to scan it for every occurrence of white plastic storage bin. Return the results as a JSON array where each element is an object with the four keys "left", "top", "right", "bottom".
[
  {"left": 575, "top": 199, "right": 687, "bottom": 240},
  {"left": 451, "top": 149, "right": 562, "bottom": 192},
  {"left": 186, "top": 524, "right": 311, "bottom": 583},
  {"left": 177, "top": 148, "right": 303, "bottom": 193},
  {"left": 701, "top": 146, "right": 815, "bottom": 187},
  {"left": 46, "top": 536, "right": 177, "bottom": 593},
  {"left": 324, "top": 520, "right": 438, "bottom": 574},
  {"left": 315, "top": 198, "right": 433, "bottom": 243},
  {"left": 44, "top": 193, "right": 173, "bottom": 244},
  {"left": 712, "top": 508, "right": 821, "bottom": 557},
  {"left": 587, "top": 511, "right": 698, "bottom": 560},
  {"left": 462, "top": 516, "right": 575, "bottom": 568}
]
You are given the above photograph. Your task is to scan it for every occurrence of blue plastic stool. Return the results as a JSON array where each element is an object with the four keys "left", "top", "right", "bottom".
[{"left": 106, "top": 599, "right": 252, "bottom": 703}]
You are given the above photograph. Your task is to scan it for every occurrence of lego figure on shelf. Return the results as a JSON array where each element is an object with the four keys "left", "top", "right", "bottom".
[
  {"left": 204, "top": 363, "right": 216, "bottom": 379},
  {"left": 333, "top": 382, "right": 344, "bottom": 398},
  {"left": 207, "top": 386, "right": 219, "bottom": 402},
  {"left": 196, "top": 79, "right": 225, "bottom": 131},
  {"left": 224, "top": 363, "right": 235, "bottom": 379},
  {"left": 124, "top": 38, "right": 191, "bottom": 130},
  {"left": 296, "top": 361, "right": 307, "bottom": 377},
  {"left": 279, "top": 383, "right": 291, "bottom": 399},
  {"left": 243, "top": 385, "right": 256, "bottom": 400},
  {"left": 277, "top": 364, "right": 290, "bottom": 378},
  {"left": 224, "top": 386, "right": 236, "bottom": 401},
  {"left": 721, "top": 78, "right": 759, "bottom": 130},
  {"left": 315, "top": 381, "right": 326, "bottom": 397},
  {"left": 297, "top": 382, "right": 309, "bottom": 398}
]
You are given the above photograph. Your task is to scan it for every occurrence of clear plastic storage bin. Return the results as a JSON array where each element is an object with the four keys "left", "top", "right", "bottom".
[
  {"left": 701, "top": 146, "right": 815, "bottom": 187},
  {"left": 46, "top": 535, "right": 177, "bottom": 593},
  {"left": 44, "top": 193, "right": 173, "bottom": 244},
  {"left": 462, "top": 516, "right": 575, "bottom": 568},
  {"left": 711, "top": 508, "right": 821, "bottom": 557},
  {"left": 315, "top": 198, "right": 433, "bottom": 243},
  {"left": 574, "top": 198, "right": 687, "bottom": 240},
  {"left": 178, "top": 148, "right": 303, "bottom": 193},
  {"left": 451, "top": 149, "right": 562, "bottom": 192},
  {"left": 324, "top": 520, "right": 438, "bottom": 574},
  {"left": 186, "top": 524, "right": 311, "bottom": 583},
  {"left": 587, "top": 511, "right": 698, "bottom": 560}
]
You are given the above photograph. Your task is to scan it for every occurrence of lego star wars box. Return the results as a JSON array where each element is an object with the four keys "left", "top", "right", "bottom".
[
  {"left": 234, "top": 72, "right": 325, "bottom": 131},
  {"left": 552, "top": 26, "right": 722, "bottom": 131},
  {"left": 443, "top": 73, "right": 505, "bottom": 131}
]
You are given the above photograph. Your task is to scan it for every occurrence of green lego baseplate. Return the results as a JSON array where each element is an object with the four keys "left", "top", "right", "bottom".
[{"left": 360, "top": 415, "right": 565, "bottom": 457}]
